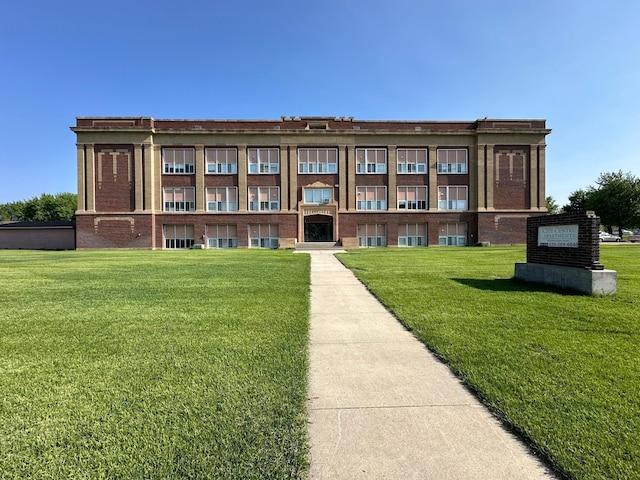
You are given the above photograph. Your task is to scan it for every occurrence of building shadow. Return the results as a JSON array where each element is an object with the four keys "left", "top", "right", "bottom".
[{"left": 451, "top": 277, "right": 580, "bottom": 295}]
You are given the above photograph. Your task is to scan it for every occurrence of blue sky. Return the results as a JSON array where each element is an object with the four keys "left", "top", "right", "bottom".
[{"left": 1, "top": 0, "right": 639, "bottom": 206}]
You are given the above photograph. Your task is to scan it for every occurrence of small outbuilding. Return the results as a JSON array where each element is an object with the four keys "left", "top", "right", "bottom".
[{"left": 0, "top": 221, "right": 76, "bottom": 250}]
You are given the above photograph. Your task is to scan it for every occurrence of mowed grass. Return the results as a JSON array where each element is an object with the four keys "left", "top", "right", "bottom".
[
  {"left": 0, "top": 250, "right": 310, "bottom": 479},
  {"left": 337, "top": 245, "right": 640, "bottom": 480}
]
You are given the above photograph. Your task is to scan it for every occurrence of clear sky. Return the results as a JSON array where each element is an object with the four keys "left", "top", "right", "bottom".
[{"left": 1, "top": 0, "right": 639, "bottom": 206}]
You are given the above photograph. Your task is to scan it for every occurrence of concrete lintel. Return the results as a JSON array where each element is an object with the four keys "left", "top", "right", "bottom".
[{"left": 514, "top": 262, "right": 617, "bottom": 295}]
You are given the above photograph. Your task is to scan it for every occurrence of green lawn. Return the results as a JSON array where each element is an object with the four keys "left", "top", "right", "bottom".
[
  {"left": 337, "top": 245, "right": 640, "bottom": 480},
  {"left": 0, "top": 250, "right": 310, "bottom": 479}
]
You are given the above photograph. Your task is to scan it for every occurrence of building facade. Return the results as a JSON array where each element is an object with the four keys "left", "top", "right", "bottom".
[{"left": 71, "top": 117, "right": 550, "bottom": 249}]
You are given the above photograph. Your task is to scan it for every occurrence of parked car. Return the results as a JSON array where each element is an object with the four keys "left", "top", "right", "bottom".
[
  {"left": 599, "top": 231, "right": 621, "bottom": 242},
  {"left": 629, "top": 232, "right": 640, "bottom": 243}
]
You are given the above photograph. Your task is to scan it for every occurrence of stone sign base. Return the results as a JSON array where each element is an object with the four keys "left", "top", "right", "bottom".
[{"left": 514, "top": 262, "right": 617, "bottom": 295}]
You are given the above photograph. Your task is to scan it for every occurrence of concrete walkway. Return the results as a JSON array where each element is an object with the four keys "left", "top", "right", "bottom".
[{"left": 306, "top": 250, "right": 556, "bottom": 480}]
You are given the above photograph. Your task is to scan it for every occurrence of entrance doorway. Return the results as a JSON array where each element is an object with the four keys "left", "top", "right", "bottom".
[{"left": 304, "top": 215, "right": 333, "bottom": 242}]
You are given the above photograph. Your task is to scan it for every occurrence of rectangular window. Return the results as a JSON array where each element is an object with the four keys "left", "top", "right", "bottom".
[
  {"left": 163, "top": 187, "right": 196, "bottom": 212},
  {"left": 397, "top": 148, "right": 428, "bottom": 174},
  {"left": 248, "top": 148, "right": 279, "bottom": 174},
  {"left": 356, "top": 148, "right": 386, "bottom": 174},
  {"left": 356, "top": 186, "right": 387, "bottom": 211},
  {"left": 304, "top": 188, "right": 333, "bottom": 204},
  {"left": 438, "top": 186, "right": 468, "bottom": 210},
  {"left": 206, "top": 148, "right": 237, "bottom": 174},
  {"left": 164, "top": 224, "right": 195, "bottom": 249},
  {"left": 249, "top": 224, "right": 279, "bottom": 249},
  {"left": 357, "top": 224, "right": 386, "bottom": 247},
  {"left": 397, "top": 186, "right": 428, "bottom": 210},
  {"left": 206, "top": 187, "right": 238, "bottom": 212},
  {"left": 298, "top": 148, "right": 338, "bottom": 174},
  {"left": 437, "top": 149, "right": 468, "bottom": 174},
  {"left": 248, "top": 186, "right": 280, "bottom": 211},
  {"left": 439, "top": 222, "right": 467, "bottom": 246},
  {"left": 163, "top": 148, "right": 195, "bottom": 174},
  {"left": 398, "top": 223, "right": 427, "bottom": 247},
  {"left": 207, "top": 224, "right": 237, "bottom": 248}
]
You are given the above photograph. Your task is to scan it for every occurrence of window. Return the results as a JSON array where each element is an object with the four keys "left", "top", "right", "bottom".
[
  {"left": 164, "top": 224, "right": 195, "bottom": 249},
  {"left": 163, "top": 187, "right": 195, "bottom": 212},
  {"left": 206, "top": 187, "right": 238, "bottom": 212},
  {"left": 438, "top": 186, "right": 467, "bottom": 210},
  {"left": 298, "top": 148, "right": 338, "bottom": 173},
  {"left": 207, "top": 224, "right": 237, "bottom": 248},
  {"left": 398, "top": 223, "right": 427, "bottom": 247},
  {"left": 357, "top": 224, "right": 386, "bottom": 247},
  {"left": 304, "top": 188, "right": 332, "bottom": 204},
  {"left": 397, "top": 148, "right": 427, "bottom": 174},
  {"left": 248, "top": 187, "right": 280, "bottom": 211},
  {"left": 437, "top": 149, "right": 467, "bottom": 174},
  {"left": 163, "top": 148, "right": 195, "bottom": 174},
  {"left": 356, "top": 148, "right": 386, "bottom": 173},
  {"left": 397, "top": 186, "right": 428, "bottom": 210},
  {"left": 439, "top": 222, "right": 467, "bottom": 246},
  {"left": 249, "top": 224, "right": 279, "bottom": 249},
  {"left": 248, "top": 148, "right": 279, "bottom": 174},
  {"left": 206, "top": 148, "right": 237, "bottom": 174},
  {"left": 356, "top": 186, "right": 387, "bottom": 211}
]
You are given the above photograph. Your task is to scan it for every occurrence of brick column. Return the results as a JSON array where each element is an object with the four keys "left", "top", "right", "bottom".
[
  {"left": 238, "top": 145, "right": 248, "bottom": 212},
  {"left": 76, "top": 144, "right": 86, "bottom": 212},
  {"left": 134, "top": 144, "right": 144, "bottom": 212},
  {"left": 85, "top": 144, "right": 96, "bottom": 212},
  {"left": 529, "top": 144, "right": 538, "bottom": 210},
  {"left": 338, "top": 145, "right": 347, "bottom": 211},
  {"left": 538, "top": 144, "right": 546, "bottom": 210},
  {"left": 195, "top": 145, "right": 205, "bottom": 212},
  {"left": 486, "top": 144, "right": 494, "bottom": 210},
  {"left": 347, "top": 146, "right": 356, "bottom": 210},
  {"left": 143, "top": 142, "right": 155, "bottom": 212},
  {"left": 475, "top": 144, "right": 486, "bottom": 210},
  {"left": 280, "top": 144, "right": 289, "bottom": 211},
  {"left": 288, "top": 145, "right": 298, "bottom": 211},
  {"left": 153, "top": 145, "right": 162, "bottom": 211},
  {"left": 428, "top": 147, "right": 438, "bottom": 211},
  {"left": 387, "top": 145, "right": 397, "bottom": 211}
]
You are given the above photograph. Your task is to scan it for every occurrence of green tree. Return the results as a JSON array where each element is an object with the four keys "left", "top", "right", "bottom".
[
  {"left": 587, "top": 171, "right": 640, "bottom": 236},
  {"left": 0, "top": 193, "right": 77, "bottom": 222},
  {"left": 562, "top": 189, "right": 592, "bottom": 213},
  {"left": 545, "top": 196, "right": 559, "bottom": 214}
]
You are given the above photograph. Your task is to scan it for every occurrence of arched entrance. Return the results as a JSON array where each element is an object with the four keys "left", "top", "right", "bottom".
[{"left": 304, "top": 214, "right": 333, "bottom": 242}]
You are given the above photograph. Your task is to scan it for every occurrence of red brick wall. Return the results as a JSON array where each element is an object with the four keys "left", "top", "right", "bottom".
[
  {"left": 493, "top": 147, "right": 530, "bottom": 210},
  {"left": 95, "top": 147, "right": 135, "bottom": 212},
  {"left": 76, "top": 214, "right": 154, "bottom": 249}
]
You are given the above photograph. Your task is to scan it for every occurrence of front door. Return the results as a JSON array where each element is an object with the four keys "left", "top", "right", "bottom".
[{"left": 304, "top": 215, "right": 333, "bottom": 242}]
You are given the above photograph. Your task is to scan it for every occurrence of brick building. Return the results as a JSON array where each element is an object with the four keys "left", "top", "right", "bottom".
[{"left": 71, "top": 117, "right": 550, "bottom": 249}]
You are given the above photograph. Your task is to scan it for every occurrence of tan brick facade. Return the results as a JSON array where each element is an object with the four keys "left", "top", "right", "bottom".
[{"left": 72, "top": 117, "right": 550, "bottom": 249}]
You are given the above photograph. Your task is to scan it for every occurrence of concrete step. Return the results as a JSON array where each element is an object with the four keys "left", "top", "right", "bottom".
[{"left": 295, "top": 242, "right": 343, "bottom": 251}]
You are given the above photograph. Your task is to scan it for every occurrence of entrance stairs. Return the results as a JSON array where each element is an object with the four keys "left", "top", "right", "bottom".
[{"left": 295, "top": 241, "right": 344, "bottom": 251}]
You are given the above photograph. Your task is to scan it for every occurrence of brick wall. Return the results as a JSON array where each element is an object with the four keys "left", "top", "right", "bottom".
[{"left": 525, "top": 212, "right": 602, "bottom": 269}]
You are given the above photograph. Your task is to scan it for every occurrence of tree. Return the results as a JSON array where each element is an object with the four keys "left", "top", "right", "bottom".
[
  {"left": 0, "top": 193, "right": 77, "bottom": 222},
  {"left": 545, "top": 196, "right": 559, "bottom": 215},
  {"left": 562, "top": 189, "right": 592, "bottom": 213},
  {"left": 587, "top": 171, "right": 640, "bottom": 236}
]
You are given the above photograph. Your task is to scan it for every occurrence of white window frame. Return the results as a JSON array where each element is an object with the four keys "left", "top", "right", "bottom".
[
  {"left": 437, "top": 149, "right": 468, "bottom": 174},
  {"left": 206, "top": 148, "right": 238, "bottom": 174},
  {"left": 206, "top": 187, "right": 238, "bottom": 212},
  {"left": 439, "top": 222, "right": 467, "bottom": 246},
  {"left": 298, "top": 148, "right": 338, "bottom": 174},
  {"left": 397, "top": 148, "right": 428, "bottom": 174},
  {"left": 357, "top": 224, "right": 386, "bottom": 248},
  {"left": 304, "top": 188, "right": 333, "bottom": 204},
  {"left": 249, "top": 224, "right": 279, "bottom": 249},
  {"left": 356, "top": 148, "right": 387, "bottom": 174},
  {"left": 397, "top": 186, "right": 428, "bottom": 210},
  {"left": 206, "top": 224, "right": 238, "bottom": 249},
  {"left": 163, "top": 187, "right": 196, "bottom": 212},
  {"left": 398, "top": 223, "right": 427, "bottom": 247},
  {"left": 164, "top": 224, "right": 195, "bottom": 249},
  {"left": 248, "top": 186, "right": 280, "bottom": 212},
  {"left": 356, "top": 186, "right": 387, "bottom": 211},
  {"left": 163, "top": 148, "right": 195, "bottom": 174},
  {"left": 438, "top": 186, "right": 468, "bottom": 211},
  {"left": 248, "top": 148, "right": 279, "bottom": 174}
]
